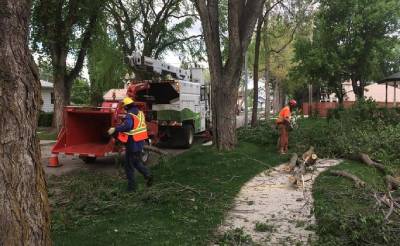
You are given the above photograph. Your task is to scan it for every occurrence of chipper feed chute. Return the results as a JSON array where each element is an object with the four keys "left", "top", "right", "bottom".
[{"left": 50, "top": 107, "right": 117, "bottom": 166}]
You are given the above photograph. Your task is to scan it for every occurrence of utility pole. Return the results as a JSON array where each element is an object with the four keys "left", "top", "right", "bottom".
[{"left": 244, "top": 52, "right": 249, "bottom": 128}]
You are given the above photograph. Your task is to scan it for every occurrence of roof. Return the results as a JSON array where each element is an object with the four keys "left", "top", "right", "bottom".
[
  {"left": 378, "top": 72, "right": 400, "bottom": 85},
  {"left": 41, "top": 80, "right": 53, "bottom": 88}
]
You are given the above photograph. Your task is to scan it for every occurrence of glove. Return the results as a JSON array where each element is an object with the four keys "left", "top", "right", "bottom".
[{"left": 107, "top": 127, "right": 116, "bottom": 135}]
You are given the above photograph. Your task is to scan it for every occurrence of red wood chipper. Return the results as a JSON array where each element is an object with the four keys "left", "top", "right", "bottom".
[{"left": 48, "top": 53, "right": 210, "bottom": 167}]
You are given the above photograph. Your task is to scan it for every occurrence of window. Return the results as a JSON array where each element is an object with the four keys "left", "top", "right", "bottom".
[
  {"left": 200, "top": 86, "right": 206, "bottom": 101},
  {"left": 51, "top": 92, "right": 55, "bottom": 104}
]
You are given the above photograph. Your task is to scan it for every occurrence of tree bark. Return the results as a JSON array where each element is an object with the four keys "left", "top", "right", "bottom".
[
  {"left": 251, "top": 12, "right": 264, "bottom": 127},
  {"left": 351, "top": 76, "right": 365, "bottom": 100},
  {"left": 195, "top": 0, "right": 265, "bottom": 150},
  {"left": 273, "top": 80, "right": 281, "bottom": 114},
  {"left": 0, "top": 1, "right": 51, "bottom": 245}
]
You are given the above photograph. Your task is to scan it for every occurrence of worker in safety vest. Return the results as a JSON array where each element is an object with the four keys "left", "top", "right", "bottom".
[
  {"left": 276, "top": 99, "right": 297, "bottom": 154},
  {"left": 108, "top": 97, "right": 153, "bottom": 191}
]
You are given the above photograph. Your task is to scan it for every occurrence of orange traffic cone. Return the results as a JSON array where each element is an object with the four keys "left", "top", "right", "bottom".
[{"left": 48, "top": 154, "right": 61, "bottom": 167}]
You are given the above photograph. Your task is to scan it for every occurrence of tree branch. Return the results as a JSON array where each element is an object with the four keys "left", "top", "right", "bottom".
[
  {"left": 65, "top": 10, "right": 99, "bottom": 84},
  {"left": 154, "top": 34, "right": 202, "bottom": 58}
]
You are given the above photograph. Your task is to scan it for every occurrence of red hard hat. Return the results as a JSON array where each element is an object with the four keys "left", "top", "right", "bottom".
[{"left": 289, "top": 99, "right": 297, "bottom": 106}]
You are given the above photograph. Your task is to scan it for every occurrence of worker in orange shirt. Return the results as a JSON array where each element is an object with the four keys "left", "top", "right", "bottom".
[{"left": 276, "top": 99, "right": 297, "bottom": 154}]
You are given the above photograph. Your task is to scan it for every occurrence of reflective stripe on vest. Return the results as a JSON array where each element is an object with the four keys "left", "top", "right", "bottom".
[{"left": 124, "top": 111, "right": 148, "bottom": 141}]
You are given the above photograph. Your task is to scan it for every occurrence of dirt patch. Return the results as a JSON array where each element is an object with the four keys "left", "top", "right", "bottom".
[{"left": 219, "top": 159, "right": 342, "bottom": 245}]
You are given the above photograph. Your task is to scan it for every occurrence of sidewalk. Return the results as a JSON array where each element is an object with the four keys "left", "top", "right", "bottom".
[{"left": 40, "top": 140, "right": 56, "bottom": 146}]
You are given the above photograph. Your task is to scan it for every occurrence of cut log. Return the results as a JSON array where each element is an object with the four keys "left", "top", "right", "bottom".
[
  {"left": 302, "top": 146, "right": 315, "bottom": 161},
  {"left": 302, "top": 147, "right": 318, "bottom": 166},
  {"left": 359, "top": 153, "right": 387, "bottom": 174},
  {"left": 305, "top": 153, "right": 318, "bottom": 166},
  {"left": 385, "top": 175, "right": 400, "bottom": 191},
  {"left": 330, "top": 170, "right": 366, "bottom": 188}
]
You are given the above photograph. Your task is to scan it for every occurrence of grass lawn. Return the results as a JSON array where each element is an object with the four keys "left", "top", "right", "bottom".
[
  {"left": 37, "top": 127, "right": 58, "bottom": 140},
  {"left": 49, "top": 142, "right": 287, "bottom": 245}
]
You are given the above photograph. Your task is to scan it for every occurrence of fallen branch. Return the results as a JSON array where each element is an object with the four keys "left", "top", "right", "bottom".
[
  {"left": 144, "top": 145, "right": 168, "bottom": 155},
  {"left": 385, "top": 175, "right": 400, "bottom": 191},
  {"left": 169, "top": 182, "right": 200, "bottom": 195},
  {"left": 385, "top": 199, "right": 394, "bottom": 220},
  {"left": 330, "top": 170, "right": 366, "bottom": 188},
  {"left": 359, "top": 153, "right": 387, "bottom": 174},
  {"left": 288, "top": 153, "right": 298, "bottom": 170}
]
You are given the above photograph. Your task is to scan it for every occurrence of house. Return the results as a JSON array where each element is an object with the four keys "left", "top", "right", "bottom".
[
  {"left": 331, "top": 81, "right": 400, "bottom": 103},
  {"left": 41, "top": 80, "right": 54, "bottom": 113},
  {"left": 303, "top": 81, "right": 400, "bottom": 116}
]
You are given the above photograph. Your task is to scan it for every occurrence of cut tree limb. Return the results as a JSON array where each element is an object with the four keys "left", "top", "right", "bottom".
[
  {"left": 385, "top": 175, "right": 400, "bottom": 191},
  {"left": 359, "top": 153, "right": 387, "bottom": 174},
  {"left": 330, "top": 170, "right": 366, "bottom": 188},
  {"left": 144, "top": 145, "right": 168, "bottom": 155},
  {"left": 288, "top": 153, "right": 298, "bottom": 170}
]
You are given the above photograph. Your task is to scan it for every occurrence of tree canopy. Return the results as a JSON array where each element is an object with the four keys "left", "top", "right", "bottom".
[{"left": 292, "top": 0, "right": 400, "bottom": 101}]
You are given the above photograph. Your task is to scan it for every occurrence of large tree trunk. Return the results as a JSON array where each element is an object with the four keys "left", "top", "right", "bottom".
[
  {"left": 0, "top": 1, "right": 51, "bottom": 245},
  {"left": 52, "top": 53, "right": 73, "bottom": 131},
  {"left": 251, "top": 14, "right": 264, "bottom": 127},
  {"left": 53, "top": 72, "right": 66, "bottom": 131},
  {"left": 213, "top": 75, "right": 240, "bottom": 149},
  {"left": 52, "top": 71, "right": 72, "bottom": 131},
  {"left": 195, "top": 0, "right": 264, "bottom": 150}
]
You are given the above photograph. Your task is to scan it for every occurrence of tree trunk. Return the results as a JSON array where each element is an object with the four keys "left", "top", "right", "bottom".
[
  {"left": 273, "top": 80, "right": 281, "bottom": 114},
  {"left": 0, "top": 1, "right": 51, "bottom": 245},
  {"left": 263, "top": 13, "right": 271, "bottom": 121},
  {"left": 251, "top": 15, "right": 264, "bottom": 127},
  {"left": 213, "top": 75, "right": 239, "bottom": 149},
  {"left": 265, "top": 79, "right": 271, "bottom": 119},
  {"left": 195, "top": 0, "right": 264, "bottom": 150},
  {"left": 52, "top": 70, "right": 71, "bottom": 131},
  {"left": 351, "top": 76, "right": 365, "bottom": 100}
]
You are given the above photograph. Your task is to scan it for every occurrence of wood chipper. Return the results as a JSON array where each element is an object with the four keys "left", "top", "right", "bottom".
[{"left": 49, "top": 53, "right": 211, "bottom": 167}]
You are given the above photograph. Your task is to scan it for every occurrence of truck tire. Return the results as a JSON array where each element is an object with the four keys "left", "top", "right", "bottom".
[
  {"left": 81, "top": 156, "right": 96, "bottom": 163},
  {"left": 182, "top": 124, "right": 194, "bottom": 148}
]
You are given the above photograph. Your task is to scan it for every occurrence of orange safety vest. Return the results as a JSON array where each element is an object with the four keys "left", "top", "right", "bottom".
[
  {"left": 117, "top": 111, "right": 148, "bottom": 143},
  {"left": 276, "top": 106, "right": 291, "bottom": 124}
]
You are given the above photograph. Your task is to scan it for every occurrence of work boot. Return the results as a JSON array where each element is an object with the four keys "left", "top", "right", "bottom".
[{"left": 145, "top": 175, "right": 153, "bottom": 187}]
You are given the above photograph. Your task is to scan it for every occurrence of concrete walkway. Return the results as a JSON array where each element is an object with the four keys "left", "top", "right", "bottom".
[{"left": 219, "top": 159, "right": 342, "bottom": 245}]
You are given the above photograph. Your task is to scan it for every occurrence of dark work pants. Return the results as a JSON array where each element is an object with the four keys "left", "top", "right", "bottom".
[{"left": 125, "top": 151, "right": 150, "bottom": 189}]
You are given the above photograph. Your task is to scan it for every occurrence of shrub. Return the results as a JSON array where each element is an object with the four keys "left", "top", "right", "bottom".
[
  {"left": 237, "top": 121, "right": 279, "bottom": 146},
  {"left": 38, "top": 111, "right": 53, "bottom": 127},
  {"left": 240, "top": 101, "right": 400, "bottom": 164}
]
